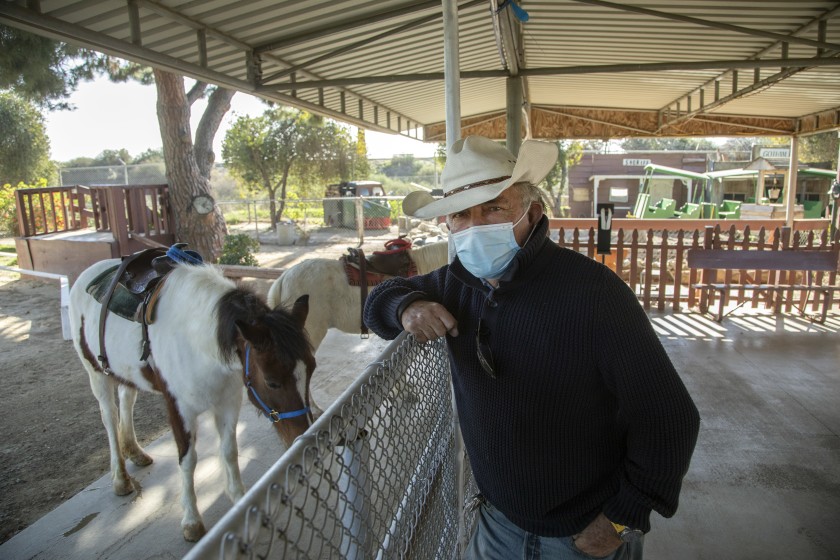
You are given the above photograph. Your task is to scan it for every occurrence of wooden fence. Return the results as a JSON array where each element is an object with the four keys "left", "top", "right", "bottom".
[
  {"left": 548, "top": 218, "right": 838, "bottom": 317},
  {"left": 10, "top": 186, "right": 839, "bottom": 319}
]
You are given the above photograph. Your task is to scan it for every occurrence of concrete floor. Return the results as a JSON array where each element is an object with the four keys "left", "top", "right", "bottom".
[{"left": 2, "top": 310, "right": 839, "bottom": 560}]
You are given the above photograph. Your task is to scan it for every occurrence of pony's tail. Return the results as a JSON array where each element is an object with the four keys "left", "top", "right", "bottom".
[{"left": 267, "top": 271, "right": 286, "bottom": 310}]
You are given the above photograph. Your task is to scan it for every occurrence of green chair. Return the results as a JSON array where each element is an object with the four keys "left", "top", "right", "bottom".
[
  {"left": 675, "top": 202, "right": 701, "bottom": 219},
  {"left": 801, "top": 200, "right": 824, "bottom": 219},
  {"left": 718, "top": 200, "right": 742, "bottom": 220}
]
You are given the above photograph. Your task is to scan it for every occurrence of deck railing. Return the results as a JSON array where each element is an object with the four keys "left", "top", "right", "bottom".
[
  {"left": 15, "top": 184, "right": 175, "bottom": 252},
  {"left": 549, "top": 218, "right": 838, "bottom": 316}
]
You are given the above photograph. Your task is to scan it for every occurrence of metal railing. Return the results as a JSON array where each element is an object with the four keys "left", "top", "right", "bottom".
[{"left": 186, "top": 334, "right": 477, "bottom": 560}]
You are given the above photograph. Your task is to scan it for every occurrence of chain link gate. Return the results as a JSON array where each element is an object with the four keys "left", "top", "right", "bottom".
[{"left": 185, "top": 334, "right": 477, "bottom": 560}]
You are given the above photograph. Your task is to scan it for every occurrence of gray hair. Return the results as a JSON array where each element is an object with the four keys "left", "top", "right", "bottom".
[{"left": 511, "top": 182, "right": 547, "bottom": 212}]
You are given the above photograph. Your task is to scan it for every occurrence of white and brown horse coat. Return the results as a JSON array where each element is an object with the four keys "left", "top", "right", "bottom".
[{"left": 70, "top": 260, "right": 314, "bottom": 541}]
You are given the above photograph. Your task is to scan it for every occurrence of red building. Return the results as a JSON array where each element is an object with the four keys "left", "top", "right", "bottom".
[{"left": 566, "top": 151, "right": 711, "bottom": 218}]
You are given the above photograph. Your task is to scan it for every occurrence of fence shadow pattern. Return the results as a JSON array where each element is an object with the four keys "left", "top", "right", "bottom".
[{"left": 186, "top": 335, "right": 476, "bottom": 560}]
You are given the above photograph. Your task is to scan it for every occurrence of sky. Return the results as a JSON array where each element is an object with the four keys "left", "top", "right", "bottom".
[{"left": 43, "top": 76, "right": 438, "bottom": 162}]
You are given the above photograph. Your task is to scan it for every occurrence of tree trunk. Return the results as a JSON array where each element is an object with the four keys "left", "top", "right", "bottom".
[
  {"left": 194, "top": 86, "right": 235, "bottom": 178},
  {"left": 277, "top": 168, "right": 291, "bottom": 228},
  {"left": 269, "top": 195, "right": 277, "bottom": 231},
  {"left": 553, "top": 156, "right": 569, "bottom": 217},
  {"left": 154, "top": 69, "right": 227, "bottom": 261}
]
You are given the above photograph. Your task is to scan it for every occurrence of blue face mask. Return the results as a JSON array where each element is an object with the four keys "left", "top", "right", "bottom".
[{"left": 452, "top": 210, "right": 529, "bottom": 279}]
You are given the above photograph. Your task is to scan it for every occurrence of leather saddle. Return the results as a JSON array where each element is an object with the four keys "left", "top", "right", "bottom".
[
  {"left": 341, "top": 238, "right": 416, "bottom": 338},
  {"left": 86, "top": 244, "right": 202, "bottom": 373},
  {"left": 343, "top": 237, "right": 412, "bottom": 277}
]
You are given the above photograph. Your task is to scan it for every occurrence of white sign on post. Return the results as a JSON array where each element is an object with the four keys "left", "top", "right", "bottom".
[
  {"left": 623, "top": 159, "right": 651, "bottom": 167},
  {"left": 759, "top": 148, "right": 790, "bottom": 159}
]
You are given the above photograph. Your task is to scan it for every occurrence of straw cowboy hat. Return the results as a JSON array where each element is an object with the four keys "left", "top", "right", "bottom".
[{"left": 402, "top": 136, "right": 559, "bottom": 219}]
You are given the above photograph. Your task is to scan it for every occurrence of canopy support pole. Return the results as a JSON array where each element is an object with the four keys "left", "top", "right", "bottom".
[
  {"left": 506, "top": 76, "right": 523, "bottom": 155},
  {"left": 443, "top": 0, "right": 461, "bottom": 150},
  {"left": 785, "top": 136, "right": 799, "bottom": 229}
]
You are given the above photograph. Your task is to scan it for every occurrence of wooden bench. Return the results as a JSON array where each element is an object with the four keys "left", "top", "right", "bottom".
[{"left": 686, "top": 248, "right": 840, "bottom": 323}]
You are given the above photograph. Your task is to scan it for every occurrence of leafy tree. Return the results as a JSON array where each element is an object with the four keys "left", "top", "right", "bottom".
[
  {"left": 0, "top": 24, "right": 101, "bottom": 110},
  {"left": 134, "top": 148, "right": 165, "bottom": 163},
  {"left": 381, "top": 154, "right": 422, "bottom": 178},
  {"left": 716, "top": 134, "right": 836, "bottom": 168},
  {"left": 0, "top": 182, "right": 20, "bottom": 235},
  {"left": 1, "top": 25, "right": 237, "bottom": 260},
  {"left": 222, "top": 107, "right": 356, "bottom": 229},
  {"left": 718, "top": 136, "right": 763, "bottom": 154},
  {"left": 96, "top": 149, "right": 133, "bottom": 166},
  {"left": 0, "top": 92, "right": 55, "bottom": 185},
  {"left": 352, "top": 129, "right": 371, "bottom": 179},
  {"left": 59, "top": 150, "right": 132, "bottom": 168},
  {"left": 544, "top": 140, "right": 583, "bottom": 217},
  {"left": 61, "top": 156, "right": 97, "bottom": 168},
  {"left": 799, "top": 131, "right": 838, "bottom": 168}
]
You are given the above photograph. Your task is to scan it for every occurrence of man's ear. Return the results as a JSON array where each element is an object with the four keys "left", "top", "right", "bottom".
[{"left": 527, "top": 201, "right": 543, "bottom": 225}]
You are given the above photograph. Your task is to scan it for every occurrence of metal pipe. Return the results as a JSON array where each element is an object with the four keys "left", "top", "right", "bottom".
[
  {"left": 506, "top": 76, "right": 523, "bottom": 155},
  {"left": 785, "top": 137, "right": 799, "bottom": 229},
  {"left": 443, "top": 0, "right": 461, "bottom": 149}
]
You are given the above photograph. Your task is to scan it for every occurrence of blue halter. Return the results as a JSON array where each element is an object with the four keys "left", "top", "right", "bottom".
[{"left": 244, "top": 344, "right": 311, "bottom": 423}]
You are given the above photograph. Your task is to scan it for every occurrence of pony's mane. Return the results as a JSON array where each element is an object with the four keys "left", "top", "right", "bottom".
[
  {"left": 261, "top": 307, "right": 314, "bottom": 366},
  {"left": 409, "top": 241, "right": 448, "bottom": 274},
  {"left": 216, "top": 289, "right": 312, "bottom": 365},
  {"left": 216, "top": 289, "right": 269, "bottom": 362}
]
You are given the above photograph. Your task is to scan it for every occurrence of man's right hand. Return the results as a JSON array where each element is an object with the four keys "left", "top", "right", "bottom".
[{"left": 400, "top": 300, "right": 458, "bottom": 343}]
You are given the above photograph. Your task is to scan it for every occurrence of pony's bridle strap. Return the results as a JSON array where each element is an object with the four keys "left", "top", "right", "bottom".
[{"left": 244, "top": 344, "right": 310, "bottom": 422}]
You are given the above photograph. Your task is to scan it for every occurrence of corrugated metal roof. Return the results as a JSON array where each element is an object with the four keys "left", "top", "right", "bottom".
[{"left": 2, "top": 0, "right": 838, "bottom": 142}]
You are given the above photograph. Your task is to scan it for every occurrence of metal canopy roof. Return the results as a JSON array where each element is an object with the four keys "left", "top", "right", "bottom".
[{"left": 2, "top": 0, "right": 839, "bottom": 144}]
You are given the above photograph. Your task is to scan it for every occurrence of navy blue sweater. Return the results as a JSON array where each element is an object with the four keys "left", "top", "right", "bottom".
[{"left": 363, "top": 216, "right": 700, "bottom": 536}]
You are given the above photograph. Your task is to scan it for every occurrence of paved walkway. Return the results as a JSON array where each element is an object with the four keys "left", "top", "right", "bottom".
[{"left": 2, "top": 310, "right": 839, "bottom": 559}]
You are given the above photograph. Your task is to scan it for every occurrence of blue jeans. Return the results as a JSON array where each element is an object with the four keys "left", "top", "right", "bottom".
[{"left": 464, "top": 500, "right": 644, "bottom": 560}]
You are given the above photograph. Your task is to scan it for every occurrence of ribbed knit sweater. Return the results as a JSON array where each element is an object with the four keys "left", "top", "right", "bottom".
[{"left": 363, "top": 216, "right": 700, "bottom": 537}]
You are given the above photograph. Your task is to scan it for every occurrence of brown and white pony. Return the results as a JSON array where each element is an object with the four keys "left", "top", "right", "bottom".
[{"left": 69, "top": 260, "right": 316, "bottom": 542}]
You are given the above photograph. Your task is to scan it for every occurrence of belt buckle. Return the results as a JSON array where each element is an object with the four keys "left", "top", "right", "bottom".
[{"left": 465, "top": 493, "right": 485, "bottom": 513}]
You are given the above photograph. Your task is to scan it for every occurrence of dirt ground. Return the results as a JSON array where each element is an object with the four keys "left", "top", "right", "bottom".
[{"left": 0, "top": 225, "right": 413, "bottom": 544}]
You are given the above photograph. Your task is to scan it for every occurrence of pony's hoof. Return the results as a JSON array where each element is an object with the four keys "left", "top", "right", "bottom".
[
  {"left": 128, "top": 450, "right": 153, "bottom": 467},
  {"left": 183, "top": 522, "right": 206, "bottom": 542},
  {"left": 113, "top": 477, "right": 134, "bottom": 496}
]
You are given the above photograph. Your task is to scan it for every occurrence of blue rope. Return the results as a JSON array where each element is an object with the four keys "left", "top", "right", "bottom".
[
  {"left": 496, "top": 0, "right": 529, "bottom": 22},
  {"left": 244, "top": 344, "right": 310, "bottom": 422}
]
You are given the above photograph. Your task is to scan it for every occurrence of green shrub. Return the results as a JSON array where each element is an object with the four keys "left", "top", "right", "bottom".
[
  {"left": 218, "top": 233, "right": 260, "bottom": 266},
  {"left": 0, "top": 183, "right": 17, "bottom": 236}
]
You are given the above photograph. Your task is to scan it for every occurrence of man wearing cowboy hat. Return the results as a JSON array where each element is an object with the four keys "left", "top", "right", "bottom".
[{"left": 364, "top": 136, "right": 699, "bottom": 559}]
